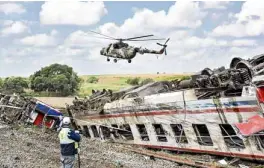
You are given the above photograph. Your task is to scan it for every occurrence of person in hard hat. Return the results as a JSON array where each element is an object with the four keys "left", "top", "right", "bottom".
[{"left": 58, "top": 117, "right": 81, "bottom": 168}]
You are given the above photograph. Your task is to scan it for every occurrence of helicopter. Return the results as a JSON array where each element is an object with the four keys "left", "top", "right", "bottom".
[{"left": 89, "top": 30, "right": 170, "bottom": 63}]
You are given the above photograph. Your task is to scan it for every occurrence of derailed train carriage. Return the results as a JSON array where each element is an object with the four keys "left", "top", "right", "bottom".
[
  {"left": 0, "top": 94, "right": 63, "bottom": 129},
  {"left": 69, "top": 54, "right": 264, "bottom": 161}
]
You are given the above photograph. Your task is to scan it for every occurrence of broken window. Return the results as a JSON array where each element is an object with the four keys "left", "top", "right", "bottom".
[
  {"left": 192, "top": 124, "right": 213, "bottom": 146},
  {"left": 100, "top": 126, "right": 111, "bottom": 139},
  {"left": 170, "top": 124, "right": 188, "bottom": 143},
  {"left": 110, "top": 124, "right": 120, "bottom": 139},
  {"left": 83, "top": 125, "right": 91, "bottom": 138},
  {"left": 219, "top": 124, "right": 245, "bottom": 149},
  {"left": 153, "top": 124, "right": 167, "bottom": 142},
  {"left": 118, "top": 124, "right": 134, "bottom": 140},
  {"left": 90, "top": 125, "right": 99, "bottom": 138},
  {"left": 254, "top": 131, "right": 264, "bottom": 150},
  {"left": 136, "top": 124, "right": 149, "bottom": 141}
]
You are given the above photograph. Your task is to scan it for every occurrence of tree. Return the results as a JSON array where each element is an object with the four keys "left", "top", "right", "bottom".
[
  {"left": 2, "top": 77, "right": 29, "bottom": 94},
  {"left": 30, "top": 64, "right": 81, "bottom": 96},
  {"left": 126, "top": 77, "right": 140, "bottom": 85},
  {"left": 140, "top": 78, "right": 154, "bottom": 85},
  {"left": 181, "top": 76, "right": 191, "bottom": 80},
  {"left": 87, "top": 76, "right": 99, "bottom": 83}
]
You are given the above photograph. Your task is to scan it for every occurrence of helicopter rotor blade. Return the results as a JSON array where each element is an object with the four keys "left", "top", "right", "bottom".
[
  {"left": 126, "top": 38, "right": 166, "bottom": 41},
  {"left": 124, "top": 34, "right": 154, "bottom": 40},
  {"left": 88, "top": 30, "right": 117, "bottom": 40},
  {"left": 91, "top": 36, "right": 117, "bottom": 40},
  {"left": 164, "top": 38, "right": 170, "bottom": 45}
]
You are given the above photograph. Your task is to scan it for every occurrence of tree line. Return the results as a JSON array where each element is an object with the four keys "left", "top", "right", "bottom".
[{"left": 0, "top": 64, "right": 81, "bottom": 97}]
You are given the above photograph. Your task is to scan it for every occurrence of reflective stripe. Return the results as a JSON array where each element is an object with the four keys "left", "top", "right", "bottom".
[{"left": 59, "top": 128, "right": 75, "bottom": 144}]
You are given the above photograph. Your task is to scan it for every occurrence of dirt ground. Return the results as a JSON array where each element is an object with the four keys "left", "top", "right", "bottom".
[
  {"left": 0, "top": 122, "right": 189, "bottom": 168},
  {"left": 0, "top": 122, "right": 262, "bottom": 168}
]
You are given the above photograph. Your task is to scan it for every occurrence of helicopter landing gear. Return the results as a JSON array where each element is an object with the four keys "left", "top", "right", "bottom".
[
  {"left": 107, "top": 58, "right": 110, "bottom": 62},
  {"left": 114, "top": 59, "right": 117, "bottom": 63},
  {"left": 128, "top": 59, "right": 131, "bottom": 63}
]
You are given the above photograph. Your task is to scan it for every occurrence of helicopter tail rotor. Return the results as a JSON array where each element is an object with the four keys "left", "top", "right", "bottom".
[{"left": 157, "top": 38, "right": 170, "bottom": 55}]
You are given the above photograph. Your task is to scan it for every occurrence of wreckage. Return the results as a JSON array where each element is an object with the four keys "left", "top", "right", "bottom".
[
  {"left": 1, "top": 53, "right": 264, "bottom": 162},
  {"left": 0, "top": 93, "right": 62, "bottom": 129},
  {"left": 68, "top": 53, "right": 264, "bottom": 161}
]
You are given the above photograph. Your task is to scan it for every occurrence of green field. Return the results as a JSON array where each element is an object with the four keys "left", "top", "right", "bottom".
[
  {"left": 78, "top": 74, "right": 190, "bottom": 97},
  {"left": 1, "top": 73, "right": 191, "bottom": 97}
]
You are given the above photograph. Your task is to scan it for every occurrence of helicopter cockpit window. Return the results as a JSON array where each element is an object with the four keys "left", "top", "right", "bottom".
[
  {"left": 106, "top": 44, "right": 111, "bottom": 53},
  {"left": 113, "top": 43, "right": 119, "bottom": 49}
]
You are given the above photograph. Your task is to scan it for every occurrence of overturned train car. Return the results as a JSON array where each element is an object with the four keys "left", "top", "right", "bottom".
[
  {"left": 0, "top": 94, "right": 62, "bottom": 129},
  {"left": 69, "top": 54, "right": 264, "bottom": 161}
]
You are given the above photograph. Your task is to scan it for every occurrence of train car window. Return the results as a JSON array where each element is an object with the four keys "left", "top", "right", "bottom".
[
  {"left": 83, "top": 125, "right": 91, "bottom": 138},
  {"left": 118, "top": 124, "right": 134, "bottom": 140},
  {"left": 219, "top": 124, "right": 245, "bottom": 149},
  {"left": 90, "top": 125, "right": 99, "bottom": 138},
  {"left": 136, "top": 124, "right": 149, "bottom": 141},
  {"left": 100, "top": 126, "right": 111, "bottom": 139},
  {"left": 170, "top": 124, "right": 188, "bottom": 143},
  {"left": 254, "top": 131, "right": 264, "bottom": 150},
  {"left": 110, "top": 124, "right": 120, "bottom": 139},
  {"left": 192, "top": 124, "right": 213, "bottom": 146},
  {"left": 153, "top": 124, "right": 168, "bottom": 142}
]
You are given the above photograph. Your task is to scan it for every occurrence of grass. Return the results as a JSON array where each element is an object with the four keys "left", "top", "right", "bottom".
[
  {"left": 78, "top": 73, "right": 190, "bottom": 97},
  {"left": 2, "top": 74, "right": 191, "bottom": 97}
]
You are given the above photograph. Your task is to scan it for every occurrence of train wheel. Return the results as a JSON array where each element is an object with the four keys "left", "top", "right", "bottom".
[
  {"left": 128, "top": 59, "right": 131, "bottom": 63},
  {"left": 114, "top": 59, "right": 117, "bottom": 63}
]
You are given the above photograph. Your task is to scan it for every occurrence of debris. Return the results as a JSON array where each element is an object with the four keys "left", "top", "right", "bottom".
[
  {"left": 235, "top": 115, "right": 264, "bottom": 136},
  {"left": 228, "top": 158, "right": 240, "bottom": 165},
  {"left": 239, "top": 164, "right": 250, "bottom": 168},
  {"left": 124, "top": 146, "right": 221, "bottom": 168},
  {"left": 218, "top": 159, "right": 228, "bottom": 165},
  {"left": 0, "top": 93, "right": 62, "bottom": 129}
]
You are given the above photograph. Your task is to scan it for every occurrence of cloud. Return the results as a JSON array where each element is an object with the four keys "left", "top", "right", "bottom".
[
  {"left": 62, "top": 0, "right": 259, "bottom": 69},
  {"left": 39, "top": 1, "right": 107, "bottom": 25},
  {"left": 64, "top": 30, "right": 109, "bottom": 48},
  {"left": 20, "top": 30, "right": 58, "bottom": 47},
  {"left": 231, "top": 39, "right": 257, "bottom": 47},
  {"left": 0, "top": 3, "right": 26, "bottom": 15},
  {"left": 120, "top": 1, "right": 207, "bottom": 31},
  {"left": 1, "top": 1, "right": 264, "bottom": 78},
  {"left": 1, "top": 21, "right": 29, "bottom": 36},
  {"left": 211, "top": 1, "right": 264, "bottom": 37},
  {"left": 202, "top": 1, "right": 230, "bottom": 10}
]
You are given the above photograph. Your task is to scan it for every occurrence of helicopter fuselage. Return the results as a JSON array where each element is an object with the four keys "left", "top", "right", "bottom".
[{"left": 100, "top": 43, "right": 137, "bottom": 59}]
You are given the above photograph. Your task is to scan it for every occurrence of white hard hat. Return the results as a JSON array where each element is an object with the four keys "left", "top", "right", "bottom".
[{"left": 62, "top": 117, "right": 71, "bottom": 125}]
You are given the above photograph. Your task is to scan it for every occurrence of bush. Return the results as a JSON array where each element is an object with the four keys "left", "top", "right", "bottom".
[
  {"left": 87, "top": 76, "right": 99, "bottom": 83},
  {"left": 126, "top": 77, "right": 140, "bottom": 85},
  {"left": 181, "top": 76, "right": 191, "bottom": 80},
  {"left": 0, "top": 78, "right": 3, "bottom": 89},
  {"left": 2, "top": 77, "right": 29, "bottom": 94},
  {"left": 140, "top": 78, "right": 154, "bottom": 85}
]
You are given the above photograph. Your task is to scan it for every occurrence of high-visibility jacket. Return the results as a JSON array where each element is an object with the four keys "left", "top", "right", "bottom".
[{"left": 58, "top": 127, "right": 81, "bottom": 156}]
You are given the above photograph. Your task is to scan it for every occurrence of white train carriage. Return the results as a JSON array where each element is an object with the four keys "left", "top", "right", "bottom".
[{"left": 76, "top": 86, "right": 264, "bottom": 161}]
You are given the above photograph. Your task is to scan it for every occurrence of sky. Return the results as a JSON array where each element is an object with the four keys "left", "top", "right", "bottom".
[{"left": 1, "top": 1, "right": 264, "bottom": 77}]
